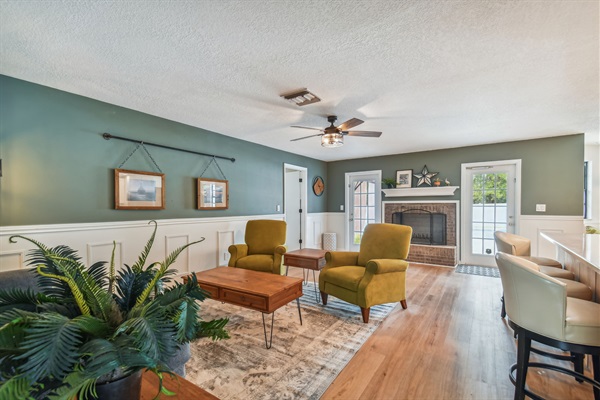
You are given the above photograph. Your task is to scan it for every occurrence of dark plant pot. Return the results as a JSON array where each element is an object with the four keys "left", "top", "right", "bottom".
[{"left": 95, "top": 370, "right": 143, "bottom": 400}]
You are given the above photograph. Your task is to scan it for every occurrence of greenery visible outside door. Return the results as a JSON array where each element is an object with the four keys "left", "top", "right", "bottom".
[{"left": 471, "top": 172, "right": 509, "bottom": 255}]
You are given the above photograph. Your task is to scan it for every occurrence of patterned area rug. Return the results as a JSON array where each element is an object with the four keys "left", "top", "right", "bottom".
[
  {"left": 186, "top": 283, "right": 395, "bottom": 400},
  {"left": 455, "top": 264, "right": 500, "bottom": 278}
]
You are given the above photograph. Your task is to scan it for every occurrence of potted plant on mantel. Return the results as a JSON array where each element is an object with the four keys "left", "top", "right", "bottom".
[
  {"left": 382, "top": 178, "right": 397, "bottom": 188},
  {"left": 0, "top": 221, "right": 228, "bottom": 399}
]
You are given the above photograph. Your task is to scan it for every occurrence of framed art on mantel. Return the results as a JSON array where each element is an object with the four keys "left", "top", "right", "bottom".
[
  {"left": 198, "top": 178, "right": 229, "bottom": 210},
  {"left": 396, "top": 169, "right": 413, "bottom": 188},
  {"left": 114, "top": 169, "right": 165, "bottom": 210}
]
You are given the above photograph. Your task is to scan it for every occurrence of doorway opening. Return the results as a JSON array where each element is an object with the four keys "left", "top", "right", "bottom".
[{"left": 284, "top": 164, "right": 308, "bottom": 251}]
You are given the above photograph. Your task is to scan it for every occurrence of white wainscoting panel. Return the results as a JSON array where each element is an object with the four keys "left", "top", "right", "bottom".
[
  {"left": 312, "top": 221, "right": 322, "bottom": 248},
  {"left": 87, "top": 241, "right": 123, "bottom": 271},
  {"left": 0, "top": 215, "right": 284, "bottom": 275},
  {"left": 519, "top": 215, "right": 584, "bottom": 258},
  {"left": 323, "top": 212, "right": 347, "bottom": 251},
  {"left": 0, "top": 251, "right": 24, "bottom": 272},
  {"left": 217, "top": 230, "right": 234, "bottom": 266},
  {"left": 165, "top": 235, "right": 190, "bottom": 274},
  {"left": 305, "top": 213, "right": 330, "bottom": 249}
]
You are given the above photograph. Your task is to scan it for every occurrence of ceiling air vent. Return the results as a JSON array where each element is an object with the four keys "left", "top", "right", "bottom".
[{"left": 280, "top": 89, "right": 321, "bottom": 106}]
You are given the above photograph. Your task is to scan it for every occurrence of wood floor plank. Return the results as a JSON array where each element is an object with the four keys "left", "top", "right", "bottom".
[{"left": 291, "top": 263, "right": 597, "bottom": 400}]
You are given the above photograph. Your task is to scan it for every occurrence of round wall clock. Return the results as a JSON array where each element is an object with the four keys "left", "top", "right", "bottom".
[{"left": 312, "top": 176, "right": 325, "bottom": 196}]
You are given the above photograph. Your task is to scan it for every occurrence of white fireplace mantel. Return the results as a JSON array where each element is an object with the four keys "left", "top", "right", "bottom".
[{"left": 382, "top": 186, "right": 459, "bottom": 197}]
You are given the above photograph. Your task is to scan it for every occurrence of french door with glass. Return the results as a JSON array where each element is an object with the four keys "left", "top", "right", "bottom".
[
  {"left": 461, "top": 160, "right": 520, "bottom": 266},
  {"left": 345, "top": 171, "right": 381, "bottom": 251}
]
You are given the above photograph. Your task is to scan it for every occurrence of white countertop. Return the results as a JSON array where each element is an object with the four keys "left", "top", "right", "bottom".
[{"left": 541, "top": 232, "right": 599, "bottom": 270}]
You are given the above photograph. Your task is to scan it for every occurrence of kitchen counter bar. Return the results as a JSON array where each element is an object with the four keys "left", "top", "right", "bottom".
[{"left": 541, "top": 232, "right": 599, "bottom": 301}]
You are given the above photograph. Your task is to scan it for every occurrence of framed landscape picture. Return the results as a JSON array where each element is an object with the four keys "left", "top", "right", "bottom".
[
  {"left": 198, "top": 178, "right": 229, "bottom": 210},
  {"left": 114, "top": 169, "right": 165, "bottom": 210},
  {"left": 396, "top": 169, "right": 413, "bottom": 188}
]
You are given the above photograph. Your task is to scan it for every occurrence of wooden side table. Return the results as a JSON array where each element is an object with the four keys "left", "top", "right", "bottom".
[{"left": 284, "top": 248, "right": 327, "bottom": 302}]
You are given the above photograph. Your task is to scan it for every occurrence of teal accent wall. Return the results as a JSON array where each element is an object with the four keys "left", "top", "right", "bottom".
[
  {"left": 0, "top": 75, "right": 328, "bottom": 226},
  {"left": 327, "top": 135, "right": 585, "bottom": 216},
  {"left": 0, "top": 75, "right": 585, "bottom": 226}
]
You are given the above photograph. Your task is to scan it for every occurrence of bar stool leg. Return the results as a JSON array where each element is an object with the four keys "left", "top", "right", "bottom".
[
  {"left": 572, "top": 353, "right": 584, "bottom": 383},
  {"left": 515, "top": 332, "right": 532, "bottom": 400},
  {"left": 593, "top": 354, "right": 599, "bottom": 400}
]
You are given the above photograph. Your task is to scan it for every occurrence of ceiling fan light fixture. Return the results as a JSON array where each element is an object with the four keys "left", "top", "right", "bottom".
[
  {"left": 321, "top": 133, "right": 343, "bottom": 148},
  {"left": 280, "top": 89, "right": 321, "bottom": 106}
]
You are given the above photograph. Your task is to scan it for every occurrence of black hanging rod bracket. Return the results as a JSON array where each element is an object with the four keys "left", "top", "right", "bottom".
[{"left": 102, "top": 133, "right": 235, "bottom": 162}]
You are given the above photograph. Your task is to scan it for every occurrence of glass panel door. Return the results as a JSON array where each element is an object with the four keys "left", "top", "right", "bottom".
[
  {"left": 471, "top": 172, "right": 509, "bottom": 256},
  {"left": 462, "top": 162, "right": 517, "bottom": 266},
  {"left": 346, "top": 171, "right": 381, "bottom": 251}
]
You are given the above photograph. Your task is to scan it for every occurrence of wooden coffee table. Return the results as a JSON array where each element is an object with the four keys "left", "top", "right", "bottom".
[
  {"left": 189, "top": 267, "right": 303, "bottom": 349},
  {"left": 284, "top": 248, "right": 327, "bottom": 302},
  {"left": 141, "top": 370, "right": 218, "bottom": 399}
]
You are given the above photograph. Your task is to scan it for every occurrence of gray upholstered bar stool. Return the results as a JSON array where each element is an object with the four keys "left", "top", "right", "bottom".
[
  {"left": 494, "top": 231, "right": 574, "bottom": 279},
  {"left": 494, "top": 231, "right": 577, "bottom": 318},
  {"left": 495, "top": 252, "right": 600, "bottom": 400}
]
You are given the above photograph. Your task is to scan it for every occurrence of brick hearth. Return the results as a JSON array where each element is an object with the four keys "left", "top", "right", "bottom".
[{"left": 384, "top": 201, "right": 458, "bottom": 267}]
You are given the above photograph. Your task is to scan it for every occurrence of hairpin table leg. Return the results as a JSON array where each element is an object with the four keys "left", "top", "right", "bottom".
[
  {"left": 262, "top": 312, "right": 275, "bottom": 349},
  {"left": 312, "top": 270, "right": 320, "bottom": 303},
  {"left": 297, "top": 298, "right": 303, "bottom": 325}
]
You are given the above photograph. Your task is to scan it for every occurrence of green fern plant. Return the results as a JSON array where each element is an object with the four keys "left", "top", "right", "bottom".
[{"left": 0, "top": 221, "right": 228, "bottom": 399}]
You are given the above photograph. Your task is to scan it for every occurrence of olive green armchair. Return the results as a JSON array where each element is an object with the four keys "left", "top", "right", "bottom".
[
  {"left": 228, "top": 219, "right": 287, "bottom": 275},
  {"left": 319, "top": 223, "right": 412, "bottom": 323}
]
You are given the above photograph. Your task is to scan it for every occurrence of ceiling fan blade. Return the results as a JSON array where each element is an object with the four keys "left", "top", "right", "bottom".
[
  {"left": 290, "top": 125, "right": 324, "bottom": 131},
  {"left": 345, "top": 130, "right": 382, "bottom": 137},
  {"left": 290, "top": 133, "right": 323, "bottom": 142},
  {"left": 337, "top": 118, "right": 364, "bottom": 131}
]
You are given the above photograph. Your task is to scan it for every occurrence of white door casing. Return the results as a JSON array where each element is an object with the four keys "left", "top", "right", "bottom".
[
  {"left": 284, "top": 164, "right": 307, "bottom": 251},
  {"left": 461, "top": 160, "right": 521, "bottom": 266}
]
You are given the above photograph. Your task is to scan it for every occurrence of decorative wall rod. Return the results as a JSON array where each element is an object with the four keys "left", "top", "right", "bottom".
[{"left": 102, "top": 133, "right": 235, "bottom": 162}]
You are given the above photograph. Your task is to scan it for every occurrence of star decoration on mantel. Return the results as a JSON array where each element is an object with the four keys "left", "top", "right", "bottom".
[{"left": 414, "top": 165, "right": 438, "bottom": 186}]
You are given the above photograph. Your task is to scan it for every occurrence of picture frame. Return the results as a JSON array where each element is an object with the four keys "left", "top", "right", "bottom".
[
  {"left": 197, "top": 178, "right": 229, "bottom": 210},
  {"left": 114, "top": 169, "right": 165, "bottom": 210},
  {"left": 396, "top": 169, "right": 413, "bottom": 188}
]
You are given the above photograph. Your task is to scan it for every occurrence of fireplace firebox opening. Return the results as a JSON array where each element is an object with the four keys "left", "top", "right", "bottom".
[{"left": 392, "top": 209, "right": 447, "bottom": 246}]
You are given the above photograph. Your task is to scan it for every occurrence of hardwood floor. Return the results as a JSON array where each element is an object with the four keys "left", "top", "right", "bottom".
[{"left": 288, "top": 263, "right": 596, "bottom": 400}]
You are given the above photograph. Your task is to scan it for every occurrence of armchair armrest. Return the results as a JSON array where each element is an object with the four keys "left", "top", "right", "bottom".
[
  {"left": 272, "top": 245, "right": 287, "bottom": 275},
  {"left": 228, "top": 244, "right": 248, "bottom": 267},
  {"left": 365, "top": 259, "right": 409, "bottom": 275},
  {"left": 274, "top": 245, "right": 287, "bottom": 255},
  {"left": 325, "top": 251, "right": 359, "bottom": 268}
]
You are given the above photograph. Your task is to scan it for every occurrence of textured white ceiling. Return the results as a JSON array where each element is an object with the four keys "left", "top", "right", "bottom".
[{"left": 1, "top": 0, "right": 598, "bottom": 161}]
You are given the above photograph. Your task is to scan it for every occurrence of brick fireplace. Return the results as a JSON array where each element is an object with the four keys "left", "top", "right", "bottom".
[{"left": 384, "top": 201, "right": 458, "bottom": 267}]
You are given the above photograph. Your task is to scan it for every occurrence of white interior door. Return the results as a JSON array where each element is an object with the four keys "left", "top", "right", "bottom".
[
  {"left": 345, "top": 170, "right": 382, "bottom": 251},
  {"left": 461, "top": 160, "right": 521, "bottom": 266},
  {"left": 284, "top": 164, "right": 307, "bottom": 251}
]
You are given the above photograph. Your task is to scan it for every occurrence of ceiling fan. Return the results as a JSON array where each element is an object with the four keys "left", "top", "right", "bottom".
[{"left": 290, "top": 115, "right": 382, "bottom": 147}]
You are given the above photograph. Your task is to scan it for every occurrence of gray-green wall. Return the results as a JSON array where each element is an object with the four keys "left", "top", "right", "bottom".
[
  {"left": 0, "top": 75, "right": 585, "bottom": 226},
  {"left": 327, "top": 134, "right": 585, "bottom": 216},
  {"left": 0, "top": 75, "right": 328, "bottom": 226}
]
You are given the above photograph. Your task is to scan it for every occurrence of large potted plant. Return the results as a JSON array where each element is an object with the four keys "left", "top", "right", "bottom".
[{"left": 0, "top": 221, "right": 228, "bottom": 399}]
